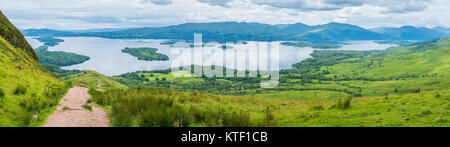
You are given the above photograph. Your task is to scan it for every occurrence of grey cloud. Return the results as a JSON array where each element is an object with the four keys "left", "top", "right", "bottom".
[
  {"left": 252, "top": 0, "right": 433, "bottom": 13},
  {"left": 374, "top": 0, "right": 433, "bottom": 13},
  {"left": 197, "top": 0, "right": 234, "bottom": 7},
  {"left": 142, "top": 0, "right": 173, "bottom": 5},
  {"left": 78, "top": 16, "right": 125, "bottom": 23}
]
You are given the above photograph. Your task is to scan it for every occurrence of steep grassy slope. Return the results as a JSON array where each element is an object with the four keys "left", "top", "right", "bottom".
[
  {"left": 0, "top": 36, "right": 69, "bottom": 127},
  {"left": 0, "top": 12, "right": 70, "bottom": 127},
  {"left": 0, "top": 11, "right": 37, "bottom": 60}
]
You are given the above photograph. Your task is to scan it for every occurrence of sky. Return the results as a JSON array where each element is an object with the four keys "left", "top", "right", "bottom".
[{"left": 1, "top": 0, "right": 449, "bottom": 30}]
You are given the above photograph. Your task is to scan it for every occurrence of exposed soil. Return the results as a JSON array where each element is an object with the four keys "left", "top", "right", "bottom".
[{"left": 43, "top": 87, "right": 109, "bottom": 127}]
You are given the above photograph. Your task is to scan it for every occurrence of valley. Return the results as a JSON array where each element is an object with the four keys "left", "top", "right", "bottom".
[{"left": 0, "top": 10, "right": 449, "bottom": 127}]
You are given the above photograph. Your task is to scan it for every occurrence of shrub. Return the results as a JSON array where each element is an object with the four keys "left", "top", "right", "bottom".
[
  {"left": 332, "top": 97, "right": 353, "bottom": 110},
  {"left": 342, "top": 97, "right": 353, "bottom": 109},
  {"left": 310, "top": 104, "right": 325, "bottom": 110},
  {"left": 435, "top": 93, "right": 441, "bottom": 98},
  {"left": 0, "top": 88, "right": 5, "bottom": 97},
  {"left": 82, "top": 104, "right": 92, "bottom": 111},
  {"left": 13, "top": 85, "right": 27, "bottom": 95},
  {"left": 225, "top": 111, "right": 252, "bottom": 127},
  {"left": 415, "top": 88, "right": 421, "bottom": 93},
  {"left": 421, "top": 110, "right": 432, "bottom": 116},
  {"left": 262, "top": 107, "right": 277, "bottom": 127}
]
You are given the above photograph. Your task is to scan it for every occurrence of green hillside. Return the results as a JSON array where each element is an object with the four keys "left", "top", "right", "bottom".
[
  {"left": 0, "top": 12, "right": 71, "bottom": 127},
  {"left": 0, "top": 11, "right": 37, "bottom": 60},
  {"left": 0, "top": 36, "right": 70, "bottom": 127}
]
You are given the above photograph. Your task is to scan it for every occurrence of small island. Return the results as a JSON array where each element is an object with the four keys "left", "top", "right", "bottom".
[
  {"left": 122, "top": 47, "right": 169, "bottom": 61},
  {"left": 281, "top": 42, "right": 343, "bottom": 49},
  {"left": 34, "top": 37, "right": 64, "bottom": 46},
  {"left": 35, "top": 46, "right": 90, "bottom": 67}
]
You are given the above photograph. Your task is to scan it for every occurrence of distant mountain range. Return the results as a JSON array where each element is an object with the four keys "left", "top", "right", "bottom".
[
  {"left": 22, "top": 22, "right": 450, "bottom": 43},
  {"left": 370, "top": 26, "right": 449, "bottom": 40}
]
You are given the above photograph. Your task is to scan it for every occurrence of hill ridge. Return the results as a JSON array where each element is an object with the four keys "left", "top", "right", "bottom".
[{"left": 0, "top": 11, "right": 37, "bottom": 60}]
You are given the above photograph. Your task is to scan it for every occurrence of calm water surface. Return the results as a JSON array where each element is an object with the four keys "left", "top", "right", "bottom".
[{"left": 26, "top": 37, "right": 397, "bottom": 76}]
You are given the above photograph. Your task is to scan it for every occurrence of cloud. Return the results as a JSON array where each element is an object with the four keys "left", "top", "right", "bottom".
[
  {"left": 375, "top": 0, "right": 433, "bottom": 13},
  {"left": 143, "top": 0, "right": 173, "bottom": 5},
  {"left": 197, "top": 0, "right": 234, "bottom": 7},
  {"left": 0, "top": 0, "right": 449, "bottom": 30},
  {"left": 252, "top": 0, "right": 433, "bottom": 13}
]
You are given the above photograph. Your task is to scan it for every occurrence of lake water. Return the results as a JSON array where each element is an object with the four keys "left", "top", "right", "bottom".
[{"left": 26, "top": 37, "right": 397, "bottom": 76}]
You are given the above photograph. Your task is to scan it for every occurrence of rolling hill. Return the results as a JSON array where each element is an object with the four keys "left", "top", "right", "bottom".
[{"left": 295, "top": 22, "right": 387, "bottom": 41}]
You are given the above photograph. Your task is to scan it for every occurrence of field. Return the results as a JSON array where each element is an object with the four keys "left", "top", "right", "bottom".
[{"left": 90, "top": 87, "right": 449, "bottom": 127}]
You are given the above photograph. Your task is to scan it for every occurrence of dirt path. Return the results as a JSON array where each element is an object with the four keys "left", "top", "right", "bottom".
[{"left": 44, "top": 87, "right": 110, "bottom": 127}]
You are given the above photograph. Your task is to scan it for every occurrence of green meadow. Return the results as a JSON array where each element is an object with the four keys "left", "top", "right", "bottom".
[{"left": 89, "top": 87, "right": 449, "bottom": 127}]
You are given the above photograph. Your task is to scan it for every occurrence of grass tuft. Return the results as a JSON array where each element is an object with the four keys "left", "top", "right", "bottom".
[
  {"left": 0, "top": 88, "right": 5, "bottom": 97},
  {"left": 13, "top": 85, "right": 27, "bottom": 95}
]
